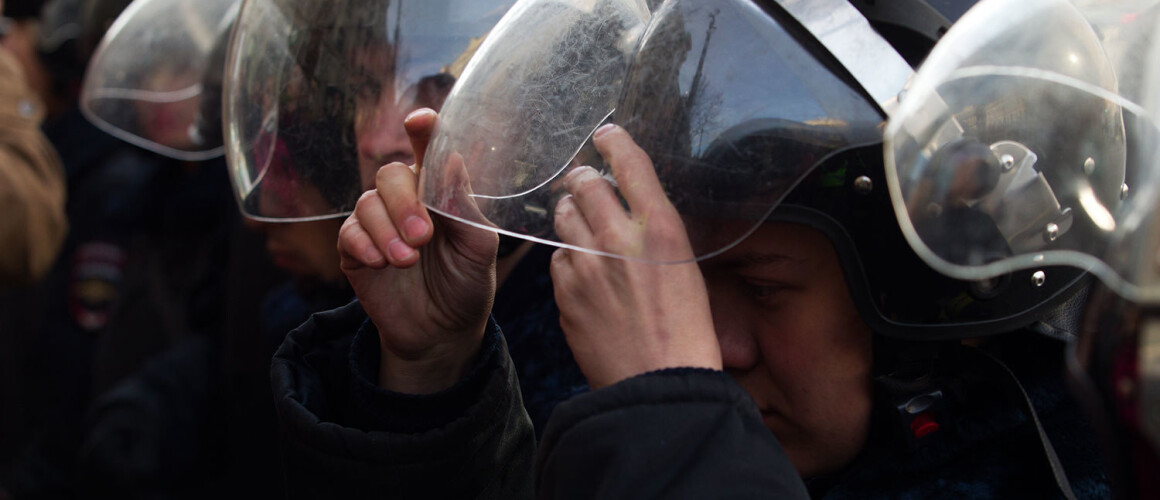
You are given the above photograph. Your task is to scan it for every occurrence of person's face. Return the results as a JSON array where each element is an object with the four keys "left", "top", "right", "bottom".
[
  {"left": 251, "top": 217, "right": 345, "bottom": 284},
  {"left": 248, "top": 169, "right": 344, "bottom": 283},
  {"left": 351, "top": 46, "right": 417, "bottom": 190},
  {"left": 351, "top": 45, "right": 452, "bottom": 190},
  {"left": 135, "top": 66, "right": 201, "bottom": 150},
  {"left": 700, "top": 221, "right": 874, "bottom": 478}
]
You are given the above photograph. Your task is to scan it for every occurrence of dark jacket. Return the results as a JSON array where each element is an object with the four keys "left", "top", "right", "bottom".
[
  {"left": 270, "top": 301, "right": 810, "bottom": 499},
  {"left": 270, "top": 293, "right": 1115, "bottom": 500},
  {"left": 818, "top": 331, "right": 1109, "bottom": 499},
  {"left": 493, "top": 244, "right": 588, "bottom": 435},
  {"left": 66, "top": 278, "right": 350, "bottom": 499}
]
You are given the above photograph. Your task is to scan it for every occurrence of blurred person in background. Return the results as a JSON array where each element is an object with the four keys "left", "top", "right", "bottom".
[
  {"left": 0, "top": 2, "right": 68, "bottom": 495},
  {"left": 0, "top": 0, "right": 67, "bottom": 287},
  {"left": 5, "top": 0, "right": 576, "bottom": 497},
  {"left": 0, "top": 1, "right": 240, "bottom": 497}
]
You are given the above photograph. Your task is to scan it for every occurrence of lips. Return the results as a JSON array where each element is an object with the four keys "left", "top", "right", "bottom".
[
  {"left": 265, "top": 241, "right": 298, "bottom": 270},
  {"left": 269, "top": 250, "right": 296, "bottom": 269}
]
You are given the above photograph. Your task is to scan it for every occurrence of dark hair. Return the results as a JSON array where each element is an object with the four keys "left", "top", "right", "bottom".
[{"left": 4, "top": 0, "right": 47, "bottom": 20}]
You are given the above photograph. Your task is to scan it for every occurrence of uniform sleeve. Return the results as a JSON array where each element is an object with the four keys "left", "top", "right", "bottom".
[
  {"left": 270, "top": 301, "right": 536, "bottom": 499},
  {"left": 0, "top": 48, "right": 67, "bottom": 285},
  {"left": 535, "top": 368, "right": 810, "bottom": 500}
]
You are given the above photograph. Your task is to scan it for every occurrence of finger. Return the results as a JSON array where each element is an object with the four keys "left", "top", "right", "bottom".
[
  {"left": 591, "top": 124, "right": 672, "bottom": 218},
  {"left": 563, "top": 166, "right": 630, "bottom": 235},
  {"left": 405, "top": 108, "right": 438, "bottom": 172},
  {"left": 354, "top": 189, "right": 421, "bottom": 268},
  {"left": 338, "top": 211, "right": 387, "bottom": 270},
  {"left": 548, "top": 247, "right": 575, "bottom": 294},
  {"left": 553, "top": 195, "right": 595, "bottom": 248},
  {"left": 376, "top": 162, "right": 433, "bottom": 247}
]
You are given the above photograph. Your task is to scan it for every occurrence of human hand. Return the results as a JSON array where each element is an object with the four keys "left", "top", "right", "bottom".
[
  {"left": 549, "top": 124, "right": 721, "bottom": 389},
  {"left": 338, "top": 108, "right": 499, "bottom": 394}
]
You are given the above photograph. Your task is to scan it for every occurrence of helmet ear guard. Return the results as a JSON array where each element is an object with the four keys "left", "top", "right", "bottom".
[
  {"left": 775, "top": 0, "right": 1157, "bottom": 345},
  {"left": 771, "top": 144, "right": 1090, "bottom": 342}
]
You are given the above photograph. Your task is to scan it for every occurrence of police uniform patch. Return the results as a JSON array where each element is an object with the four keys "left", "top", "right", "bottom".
[{"left": 69, "top": 241, "right": 127, "bottom": 331}]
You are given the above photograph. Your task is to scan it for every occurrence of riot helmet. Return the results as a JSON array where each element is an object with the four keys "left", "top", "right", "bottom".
[
  {"left": 79, "top": 0, "right": 239, "bottom": 160},
  {"left": 870, "top": 0, "right": 1160, "bottom": 496},
  {"left": 1037, "top": 1, "right": 1160, "bottom": 497},
  {"left": 420, "top": 0, "right": 1126, "bottom": 340},
  {"left": 223, "top": 0, "right": 515, "bottom": 222}
]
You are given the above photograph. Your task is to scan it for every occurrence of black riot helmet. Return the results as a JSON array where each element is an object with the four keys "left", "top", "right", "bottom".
[
  {"left": 421, "top": 0, "right": 1129, "bottom": 341},
  {"left": 1047, "top": 2, "right": 1160, "bottom": 497}
]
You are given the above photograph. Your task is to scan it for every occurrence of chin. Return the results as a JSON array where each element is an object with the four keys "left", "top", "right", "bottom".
[{"left": 762, "top": 420, "right": 862, "bottom": 479}]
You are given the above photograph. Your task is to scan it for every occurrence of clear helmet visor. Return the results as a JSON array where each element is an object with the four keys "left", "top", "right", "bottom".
[
  {"left": 421, "top": 0, "right": 886, "bottom": 263},
  {"left": 884, "top": 0, "right": 1160, "bottom": 301},
  {"left": 80, "top": 0, "right": 240, "bottom": 160},
  {"left": 224, "top": 0, "right": 514, "bottom": 221}
]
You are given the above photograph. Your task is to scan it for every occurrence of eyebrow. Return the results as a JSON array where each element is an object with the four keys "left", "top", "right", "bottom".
[{"left": 717, "top": 252, "right": 800, "bottom": 270}]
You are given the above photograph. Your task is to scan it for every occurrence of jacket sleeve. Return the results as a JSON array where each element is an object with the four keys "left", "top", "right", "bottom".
[
  {"left": 270, "top": 300, "right": 536, "bottom": 499},
  {"left": 535, "top": 368, "right": 810, "bottom": 500},
  {"left": 0, "top": 48, "right": 66, "bottom": 285}
]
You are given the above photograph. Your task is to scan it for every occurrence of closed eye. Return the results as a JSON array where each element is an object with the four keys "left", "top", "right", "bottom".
[{"left": 744, "top": 281, "right": 790, "bottom": 304}]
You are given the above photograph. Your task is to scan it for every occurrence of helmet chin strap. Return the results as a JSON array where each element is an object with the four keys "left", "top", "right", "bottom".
[
  {"left": 965, "top": 346, "right": 1079, "bottom": 500},
  {"left": 869, "top": 339, "right": 1078, "bottom": 500}
]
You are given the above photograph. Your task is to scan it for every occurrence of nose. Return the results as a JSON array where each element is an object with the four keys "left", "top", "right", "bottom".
[
  {"left": 357, "top": 94, "right": 415, "bottom": 168},
  {"left": 707, "top": 279, "right": 761, "bottom": 372}
]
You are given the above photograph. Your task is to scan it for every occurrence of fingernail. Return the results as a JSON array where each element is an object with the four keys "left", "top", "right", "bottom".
[
  {"left": 406, "top": 108, "right": 434, "bottom": 122},
  {"left": 556, "top": 194, "right": 574, "bottom": 211},
  {"left": 364, "top": 247, "right": 385, "bottom": 266},
  {"left": 565, "top": 165, "right": 596, "bottom": 182},
  {"left": 403, "top": 216, "right": 430, "bottom": 241},
  {"left": 593, "top": 124, "right": 617, "bottom": 138},
  {"left": 387, "top": 238, "right": 415, "bottom": 261}
]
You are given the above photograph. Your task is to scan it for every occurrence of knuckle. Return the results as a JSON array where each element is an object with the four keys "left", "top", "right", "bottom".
[
  {"left": 354, "top": 191, "right": 379, "bottom": 214},
  {"left": 650, "top": 212, "right": 686, "bottom": 237},
  {"left": 596, "top": 226, "right": 634, "bottom": 251}
]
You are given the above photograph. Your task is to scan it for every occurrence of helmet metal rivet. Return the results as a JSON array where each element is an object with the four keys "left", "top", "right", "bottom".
[
  {"left": 1083, "top": 157, "right": 1096, "bottom": 175},
  {"left": 1121, "top": 183, "right": 1130, "bottom": 200},
  {"left": 854, "top": 175, "right": 873, "bottom": 194},
  {"left": 1044, "top": 223, "right": 1059, "bottom": 242},
  {"left": 1000, "top": 154, "right": 1015, "bottom": 172},
  {"left": 1031, "top": 270, "right": 1046, "bottom": 287}
]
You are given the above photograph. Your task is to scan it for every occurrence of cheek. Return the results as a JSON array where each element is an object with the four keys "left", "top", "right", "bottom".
[
  {"left": 759, "top": 318, "right": 872, "bottom": 409},
  {"left": 756, "top": 294, "right": 874, "bottom": 460},
  {"left": 299, "top": 222, "right": 344, "bottom": 279},
  {"left": 758, "top": 298, "right": 871, "bottom": 378}
]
